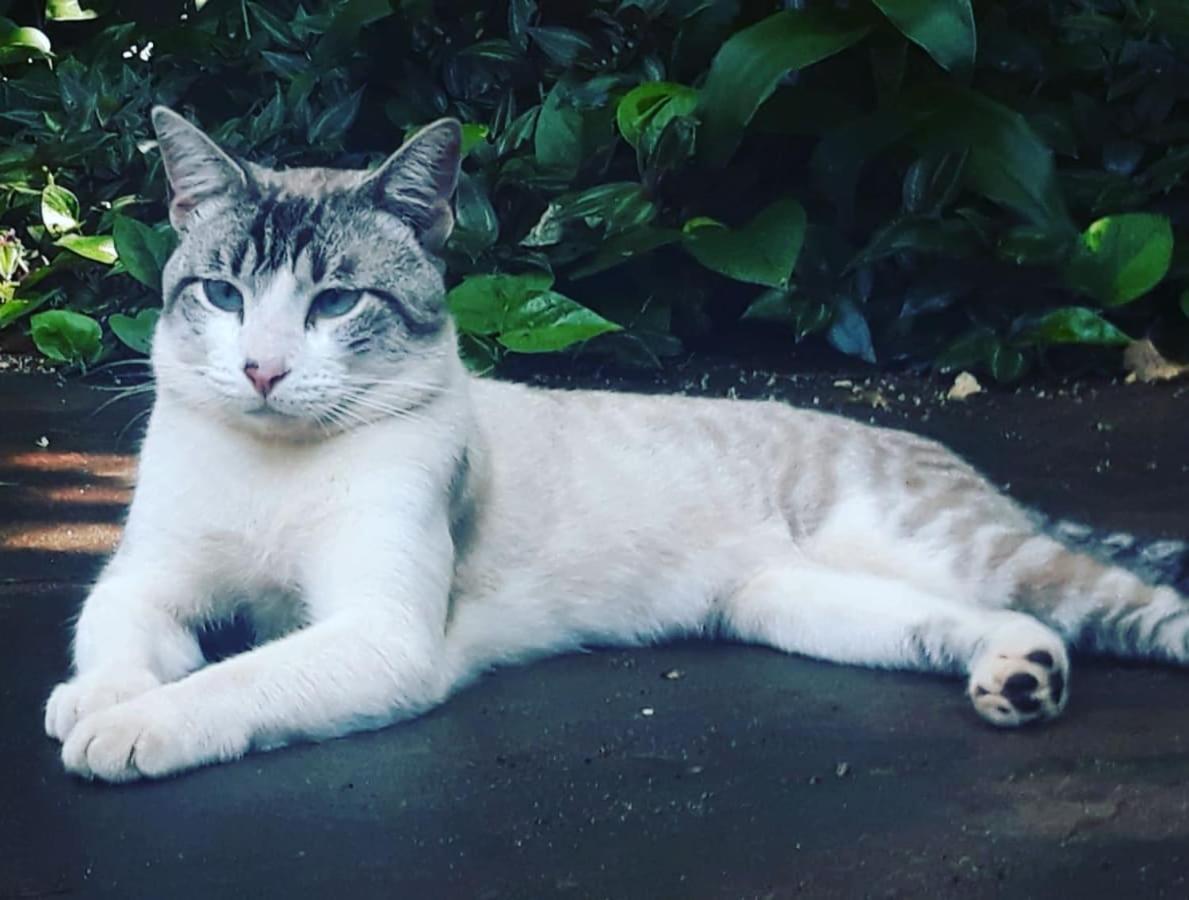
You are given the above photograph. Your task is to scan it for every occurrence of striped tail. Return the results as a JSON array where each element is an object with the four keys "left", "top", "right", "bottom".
[{"left": 1004, "top": 520, "right": 1189, "bottom": 662}]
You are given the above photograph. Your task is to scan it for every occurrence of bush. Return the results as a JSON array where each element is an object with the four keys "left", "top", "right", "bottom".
[{"left": 1, "top": 0, "right": 1187, "bottom": 378}]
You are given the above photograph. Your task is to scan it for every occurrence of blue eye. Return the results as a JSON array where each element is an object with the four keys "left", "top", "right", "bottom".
[
  {"left": 202, "top": 279, "right": 244, "bottom": 313},
  {"left": 309, "top": 288, "right": 363, "bottom": 321}
]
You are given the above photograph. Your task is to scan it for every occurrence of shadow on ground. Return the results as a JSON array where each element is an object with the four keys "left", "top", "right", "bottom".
[{"left": 2, "top": 367, "right": 1188, "bottom": 899}]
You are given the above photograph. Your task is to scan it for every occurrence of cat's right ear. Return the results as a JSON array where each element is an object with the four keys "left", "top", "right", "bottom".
[{"left": 151, "top": 107, "right": 249, "bottom": 231}]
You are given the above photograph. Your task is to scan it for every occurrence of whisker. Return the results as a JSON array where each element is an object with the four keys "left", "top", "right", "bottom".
[
  {"left": 339, "top": 394, "right": 434, "bottom": 425},
  {"left": 116, "top": 407, "right": 153, "bottom": 445},
  {"left": 86, "top": 382, "right": 156, "bottom": 392},
  {"left": 92, "top": 384, "right": 157, "bottom": 416},
  {"left": 85, "top": 358, "right": 154, "bottom": 375}
]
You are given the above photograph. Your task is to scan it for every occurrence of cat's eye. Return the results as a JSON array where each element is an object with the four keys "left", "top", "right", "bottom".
[
  {"left": 202, "top": 279, "right": 244, "bottom": 313},
  {"left": 309, "top": 288, "right": 364, "bottom": 322}
]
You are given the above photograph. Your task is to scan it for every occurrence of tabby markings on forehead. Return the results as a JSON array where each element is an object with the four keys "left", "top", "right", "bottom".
[{"left": 240, "top": 195, "right": 333, "bottom": 281}]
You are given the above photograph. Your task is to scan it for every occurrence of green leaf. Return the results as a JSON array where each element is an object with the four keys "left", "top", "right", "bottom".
[
  {"left": 307, "top": 88, "right": 363, "bottom": 145},
  {"left": 30, "top": 310, "right": 102, "bottom": 364},
  {"left": 457, "top": 333, "right": 501, "bottom": 375},
  {"left": 0, "top": 286, "right": 55, "bottom": 328},
  {"left": 249, "top": 3, "right": 300, "bottom": 48},
  {"left": 997, "top": 226, "right": 1075, "bottom": 267},
  {"left": 446, "top": 273, "right": 620, "bottom": 353},
  {"left": 535, "top": 81, "right": 585, "bottom": 175},
  {"left": 526, "top": 26, "right": 595, "bottom": 67},
  {"left": 616, "top": 81, "right": 698, "bottom": 150},
  {"left": 313, "top": 0, "right": 396, "bottom": 64},
  {"left": 449, "top": 172, "right": 499, "bottom": 259},
  {"left": 826, "top": 296, "right": 876, "bottom": 363},
  {"left": 496, "top": 107, "right": 540, "bottom": 156},
  {"left": 1023, "top": 307, "right": 1131, "bottom": 346},
  {"left": 935, "top": 327, "right": 997, "bottom": 372},
  {"left": 46, "top": 0, "right": 98, "bottom": 21},
  {"left": 522, "top": 183, "right": 655, "bottom": 248},
  {"left": 810, "top": 108, "right": 912, "bottom": 222},
  {"left": 0, "top": 17, "right": 52, "bottom": 62},
  {"left": 113, "top": 217, "right": 175, "bottom": 290},
  {"left": 849, "top": 217, "right": 978, "bottom": 269},
  {"left": 108, "top": 309, "right": 159, "bottom": 354},
  {"left": 871, "top": 0, "right": 975, "bottom": 72},
  {"left": 684, "top": 197, "right": 807, "bottom": 288},
  {"left": 461, "top": 124, "right": 490, "bottom": 157},
  {"left": 569, "top": 226, "right": 682, "bottom": 279},
  {"left": 497, "top": 291, "right": 622, "bottom": 353},
  {"left": 1063, "top": 213, "right": 1174, "bottom": 306},
  {"left": 1181, "top": 288, "right": 1189, "bottom": 320},
  {"left": 742, "top": 289, "right": 795, "bottom": 325},
  {"left": 912, "top": 86, "right": 1069, "bottom": 229},
  {"left": 447, "top": 272, "right": 555, "bottom": 336},
  {"left": 902, "top": 149, "right": 967, "bottom": 214},
  {"left": 898, "top": 265, "right": 969, "bottom": 318},
  {"left": 989, "top": 343, "right": 1028, "bottom": 382},
  {"left": 0, "top": 234, "right": 28, "bottom": 282},
  {"left": 0, "top": 297, "right": 37, "bottom": 329},
  {"left": 698, "top": 8, "right": 872, "bottom": 165},
  {"left": 41, "top": 184, "right": 80, "bottom": 236},
  {"left": 643, "top": 115, "right": 697, "bottom": 174},
  {"left": 260, "top": 51, "right": 309, "bottom": 80},
  {"left": 793, "top": 298, "right": 833, "bottom": 341},
  {"left": 56, "top": 234, "right": 117, "bottom": 265}
]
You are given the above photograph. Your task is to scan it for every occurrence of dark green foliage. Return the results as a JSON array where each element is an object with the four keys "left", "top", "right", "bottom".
[{"left": 1, "top": 0, "right": 1187, "bottom": 378}]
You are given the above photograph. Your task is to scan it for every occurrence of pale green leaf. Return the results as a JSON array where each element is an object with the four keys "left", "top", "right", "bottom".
[
  {"left": 41, "top": 184, "right": 80, "bottom": 236},
  {"left": 46, "top": 0, "right": 99, "bottom": 22},
  {"left": 56, "top": 234, "right": 118, "bottom": 265}
]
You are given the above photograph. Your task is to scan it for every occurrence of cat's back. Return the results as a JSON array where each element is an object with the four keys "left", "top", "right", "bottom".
[
  {"left": 464, "top": 376, "right": 986, "bottom": 537},
  {"left": 464, "top": 376, "right": 911, "bottom": 526},
  {"left": 469, "top": 375, "right": 888, "bottom": 468}
]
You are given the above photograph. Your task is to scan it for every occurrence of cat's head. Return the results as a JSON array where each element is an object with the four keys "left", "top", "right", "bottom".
[{"left": 149, "top": 107, "right": 463, "bottom": 440}]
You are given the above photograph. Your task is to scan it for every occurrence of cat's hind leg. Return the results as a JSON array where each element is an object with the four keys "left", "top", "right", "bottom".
[{"left": 719, "top": 564, "right": 1069, "bottom": 727}]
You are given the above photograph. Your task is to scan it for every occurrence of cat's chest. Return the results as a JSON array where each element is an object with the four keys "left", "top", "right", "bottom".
[{"left": 134, "top": 423, "right": 381, "bottom": 588}]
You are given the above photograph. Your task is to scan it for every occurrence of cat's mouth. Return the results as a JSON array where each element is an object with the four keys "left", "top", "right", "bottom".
[{"left": 243, "top": 402, "right": 295, "bottom": 419}]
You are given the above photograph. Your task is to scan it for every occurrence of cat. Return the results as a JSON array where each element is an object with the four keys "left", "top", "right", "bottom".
[{"left": 43, "top": 107, "right": 1189, "bottom": 782}]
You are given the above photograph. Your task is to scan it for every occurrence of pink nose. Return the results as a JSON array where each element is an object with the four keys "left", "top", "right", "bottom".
[{"left": 243, "top": 359, "right": 289, "bottom": 397}]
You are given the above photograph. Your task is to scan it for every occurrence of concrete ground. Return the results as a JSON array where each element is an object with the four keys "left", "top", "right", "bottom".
[{"left": 2, "top": 366, "right": 1188, "bottom": 899}]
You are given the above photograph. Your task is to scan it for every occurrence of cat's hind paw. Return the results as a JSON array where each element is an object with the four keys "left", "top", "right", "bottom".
[{"left": 968, "top": 631, "right": 1069, "bottom": 727}]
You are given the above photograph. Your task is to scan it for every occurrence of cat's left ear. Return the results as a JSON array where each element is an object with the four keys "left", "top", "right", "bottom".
[{"left": 365, "top": 119, "right": 462, "bottom": 252}]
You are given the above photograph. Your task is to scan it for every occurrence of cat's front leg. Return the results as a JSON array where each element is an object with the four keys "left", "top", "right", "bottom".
[
  {"left": 59, "top": 509, "right": 455, "bottom": 782},
  {"left": 45, "top": 557, "right": 206, "bottom": 743}
]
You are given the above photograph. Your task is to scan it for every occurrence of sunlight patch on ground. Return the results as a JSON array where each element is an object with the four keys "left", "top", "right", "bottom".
[
  {"left": 3, "top": 451, "right": 135, "bottom": 480},
  {"left": 0, "top": 449, "right": 132, "bottom": 554},
  {"left": 1, "top": 523, "right": 121, "bottom": 554},
  {"left": 41, "top": 484, "right": 134, "bottom": 504}
]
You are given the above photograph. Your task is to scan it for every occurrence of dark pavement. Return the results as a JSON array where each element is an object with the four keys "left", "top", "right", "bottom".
[{"left": 2, "top": 368, "right": 1188, "bottom": 899}]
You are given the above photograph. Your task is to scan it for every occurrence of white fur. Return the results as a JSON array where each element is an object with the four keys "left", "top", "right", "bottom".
[{"left": 46, "top": 324, "right": 1122, "bottom": 782}]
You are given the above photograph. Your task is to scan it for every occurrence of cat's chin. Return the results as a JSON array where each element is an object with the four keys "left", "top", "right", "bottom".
[{"left": 222, "top": 402, "right": 343, "bottom": 442}]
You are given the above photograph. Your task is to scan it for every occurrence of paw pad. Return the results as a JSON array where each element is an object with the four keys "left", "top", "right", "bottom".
[{"left": 969, "top": 644, "right": 1068, "bottom": 728}]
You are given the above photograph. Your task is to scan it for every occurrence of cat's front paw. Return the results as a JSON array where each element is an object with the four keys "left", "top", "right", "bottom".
[
  {"left": 60, "top": 690, "right": 246, "bottom": 782},
  {"left": 968, "top": 631, "right": 1069, "bottom": 727},
  {"left": 45, "top": 668, "right": 161, "bottom": 743}
]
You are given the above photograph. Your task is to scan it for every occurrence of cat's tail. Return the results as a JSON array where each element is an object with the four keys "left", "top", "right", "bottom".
[{"left": 1001, "top": 518, "right": 1189, "bottom": 662}]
